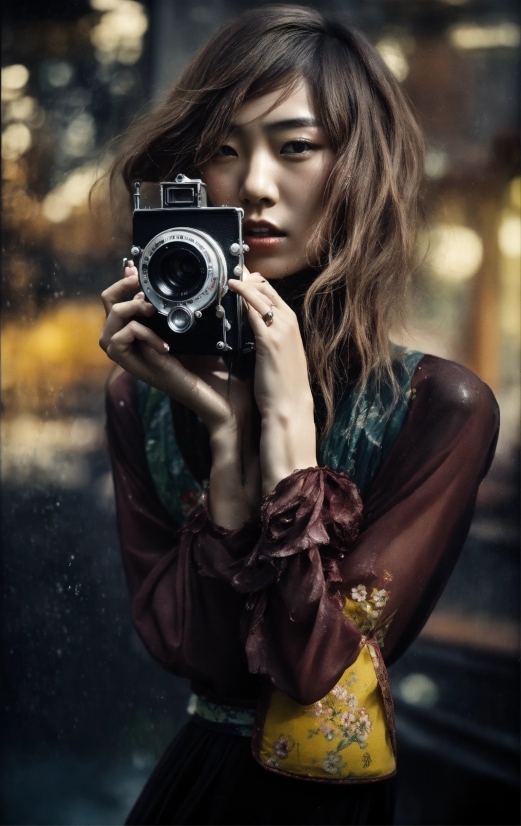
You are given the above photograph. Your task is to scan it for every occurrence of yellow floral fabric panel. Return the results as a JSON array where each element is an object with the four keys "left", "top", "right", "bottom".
[{"left": 258, "top": 644, "right": 396, "bottom": 781}]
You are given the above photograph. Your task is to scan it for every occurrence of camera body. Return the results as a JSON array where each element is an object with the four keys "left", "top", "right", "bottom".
[{"left": 129, "top": 175, "right": 253, "bottom": 355}]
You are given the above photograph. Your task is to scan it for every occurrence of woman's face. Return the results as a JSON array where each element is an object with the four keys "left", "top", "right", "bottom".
[{"left": 200, "top": 81, "right": 334, "bottom": 280}]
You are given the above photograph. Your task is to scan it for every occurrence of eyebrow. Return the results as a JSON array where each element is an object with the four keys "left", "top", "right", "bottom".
[
  {"left": 229, "top": 117, "right": 321, "bottom": 133},
  {"left": 265, "top": 117, "right": 321, "bottom": 132}
]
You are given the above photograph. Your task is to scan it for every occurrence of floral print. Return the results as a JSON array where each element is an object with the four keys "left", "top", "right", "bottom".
[
  {"left": 274, "top": 735, "right": 295, "bottom": 759},
  {"left": 308, "top": 684, "right": 373, "bottom": 750},
  {"left": 259, "top": 643, "right": 396, "bottom": 781},
  {"left": 344, "top": 583, "right": 394, "bottom": 644},
  {"left": 263, "top": 660, "right": 379, "bottom": 773},
  {"left": 320, "top": 348, "right": 424, "bottom": 495},
  {"left": 351, "top": 584, "right": 367, "bottom": 602},
  {"left": 372, "top": 589, "right": 389, "bottom": 609},
  {"left": 322, "top": 752, "right": 347, "bottom": 775}
]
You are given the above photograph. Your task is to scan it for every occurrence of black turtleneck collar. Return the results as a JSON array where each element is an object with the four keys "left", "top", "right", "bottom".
[{"left": 270, "top": 266, "right": 322, "bottom": 318}]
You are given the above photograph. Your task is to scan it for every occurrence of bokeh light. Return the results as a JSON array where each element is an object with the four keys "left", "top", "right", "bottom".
[
  {"left": 424, "top": 224, "right": 484, "bottom": 282},
  {"left": 499, "top": 216, "right": 521, "bottom": 259},
  {"left": 376, "top": 37, "right": 410, "bottom": 82},
  {"left": 449, "top": 22, "right": 521, "bottom": 50},
  {"left": 1, "top": 64, "right": 29, "bottom": 100},
  {"left": 42, "top": 163, "right": 106, "bottom": 223},
  {"left": 90, "top": 0, "right": 148, "bottom": 65},
  {"left": 2, "top": 122, "right": 32, "bottom": 160}
]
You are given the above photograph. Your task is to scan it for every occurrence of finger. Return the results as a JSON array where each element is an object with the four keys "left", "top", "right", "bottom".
[
  {"left": 228, "top": 279, "right": 278, "bottom": 318},
  {"left": 241, "top": 269, "right": 280, "bottom": 294},
  {"left": 124, "top": 262, "right": 137, "bottom": 279},
  {"left": 243, "top": 270, "right": 269, "bottom": 285},
  {"left": 229, "top": 275, "right": 280, "bottom": 306},
  {"left": 101, "top": 273, "right": 140, "bottom": 316},
  {"left": 107, "top": 320, "right": 169, "bottom": 363},
  {"left": 99, "top": 295, "right": 155, "bottom": 351}
]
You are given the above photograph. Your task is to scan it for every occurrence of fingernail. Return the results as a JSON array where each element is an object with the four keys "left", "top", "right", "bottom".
[
  {"left": 163, "top": 342, "right": 169, "bottom": 351},
  {"left": 135, "top": 291, "right": 144, "bottom": 299}
]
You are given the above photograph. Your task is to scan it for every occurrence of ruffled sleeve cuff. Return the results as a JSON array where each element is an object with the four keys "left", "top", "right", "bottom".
[
  {"left": 232, "top": 466, "right": 363, "bottom": 593},
  {"left": 188, "top": 496, "right": 262, "bottom": 583}
]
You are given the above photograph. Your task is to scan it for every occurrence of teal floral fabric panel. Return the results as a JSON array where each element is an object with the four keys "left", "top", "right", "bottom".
[
  {"left": 320, "top": 349, "right": 424, "bottom": 495},
  {"left": 187, "top": 693, "right": 255, "bottom": 737},
  {"left": 137, "top": 380, "right": 202, "bottom": 525}
]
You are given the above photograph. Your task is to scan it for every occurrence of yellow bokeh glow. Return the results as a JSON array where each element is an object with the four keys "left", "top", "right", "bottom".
[
  {"left": 1, "top": 64, "right": 29, "bottom": 91},
  {"left": 42, "top": 163, "right": 105, "bottom": 223},
  {"left": 2, "top": 300, "right": 110, "bottom": 397},
  {"left": 499, "top": 216, "right": 521, "bottom": 259},
  {"left": 90, "top": 0, "right": 148, "bottom": 64},
  {"left": 2, "top": 122, "right": 32, "bottom": 161},
  {"left": 376, "top": 38, "right": 410, "bottom": 82},
  {"left": 427, "top": 224, "right": 483, "bottom": 282},
  {"left": 450, "top": 23, "right": 520, "bottom": 50}
]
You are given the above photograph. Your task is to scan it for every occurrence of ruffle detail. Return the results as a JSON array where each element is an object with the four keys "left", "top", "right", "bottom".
[
  {"left": 232, "top": 467, "right": 363, "bottom": 593},
  {"left": 189, "top": 500, "right": 262, "bottom": 582}
]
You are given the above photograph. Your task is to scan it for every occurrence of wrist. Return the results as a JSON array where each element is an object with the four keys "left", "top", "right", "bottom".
[
  {"left": 209, "top": 419, "right": 240, "bottom": 459},
  {"left": 260, "top": 393, "right": 314, "bottom": 430}
]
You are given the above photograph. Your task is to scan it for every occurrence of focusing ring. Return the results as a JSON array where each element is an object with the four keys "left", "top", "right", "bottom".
[{"left": 139, "top": 227, "right": 227, "bottom": 316}]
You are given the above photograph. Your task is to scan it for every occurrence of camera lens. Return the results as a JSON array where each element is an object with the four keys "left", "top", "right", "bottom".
[
  {"left": 170, "top": 251, "right": 198, "bottom": 284},
  {"left": 149, "top": 242, "right": 206, "bottom": 300}
]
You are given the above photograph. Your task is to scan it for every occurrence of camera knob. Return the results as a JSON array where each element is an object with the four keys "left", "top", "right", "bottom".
[
  {"left": 233, "top": 265, "right": 243, "bottom": 277},
  {"left": 215, "top": 305, "right": 225, "bottom": 318},
  {"left": 130, "top": 245, "right": 141, "bottom": 257},
  {"left": 230, "top": 243, "right": 250, "bottom": 256}
]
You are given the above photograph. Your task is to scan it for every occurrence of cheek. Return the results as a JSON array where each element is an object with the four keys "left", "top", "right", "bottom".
[
  {"left": 285, "top": 187, "right": 323, "bottom": 238},
  {"left": 201, "top": 166, "right": 237, "bottom": 205},
  {"left": 285, "top": 162, "right": 332, "bottom": 230}
]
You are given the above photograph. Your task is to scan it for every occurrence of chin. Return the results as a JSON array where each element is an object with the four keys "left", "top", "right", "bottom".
[{"left": 245, "top": 255, "right": 303, "bottom": 280}]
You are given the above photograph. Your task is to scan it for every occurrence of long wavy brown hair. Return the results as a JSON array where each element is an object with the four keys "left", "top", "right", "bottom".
[{"left": 108, "top": 5, "right": 424, "bottom": 434}]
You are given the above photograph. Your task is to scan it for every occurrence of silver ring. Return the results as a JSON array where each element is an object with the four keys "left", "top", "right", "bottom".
[{"left": 262, "top": 308, "right": 274, "bottom": 326}]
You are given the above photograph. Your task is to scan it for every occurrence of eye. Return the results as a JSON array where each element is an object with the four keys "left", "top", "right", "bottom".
[
  {"left": 215, "top": 144, "right": 237, "bottom": 157},
  {"left": 281, "top": 139, "right": 319, "bottom": 155}
]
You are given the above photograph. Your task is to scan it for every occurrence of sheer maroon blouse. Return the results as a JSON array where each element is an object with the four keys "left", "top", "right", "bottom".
[{"left": 106, "top": 355, "right": 499, "bottom": 707}]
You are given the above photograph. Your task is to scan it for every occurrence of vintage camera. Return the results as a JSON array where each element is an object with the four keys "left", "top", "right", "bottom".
[{"left": 127, "top": 175, "right": 253, "bottom": 354}]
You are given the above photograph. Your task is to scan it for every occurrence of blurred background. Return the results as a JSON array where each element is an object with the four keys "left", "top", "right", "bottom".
[{"left": 1, "top": 0, "right": 519, "bottom": 824}]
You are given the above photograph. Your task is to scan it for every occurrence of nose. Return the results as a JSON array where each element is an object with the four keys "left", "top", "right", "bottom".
[{"left": 239, "top": 151, "right": 278, "bottom": 207}]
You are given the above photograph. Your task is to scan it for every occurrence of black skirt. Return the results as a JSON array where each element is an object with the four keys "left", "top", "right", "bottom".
[{"left": 126, "top": 719, "right": 396, "bottom": 825}]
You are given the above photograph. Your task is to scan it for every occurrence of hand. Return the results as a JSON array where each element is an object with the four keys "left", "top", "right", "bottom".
[
  {"left": 100, "top": 263, "right": 261, "bottom": 526},
  {"left": 228, "top": 269, "right": 317, "bottom": 495}
]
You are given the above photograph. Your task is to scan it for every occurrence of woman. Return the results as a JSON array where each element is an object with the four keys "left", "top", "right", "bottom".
[{"left": 100, "top": 7, "right": 499, "bottom": 825}]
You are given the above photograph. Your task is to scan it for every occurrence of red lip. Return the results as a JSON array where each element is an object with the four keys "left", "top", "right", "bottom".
[
  {"left": 243, "top": 219, "right": 286, "bottom": 237},
  {"left": 245, "top": 235, "right": 285, "bottom": 250}
]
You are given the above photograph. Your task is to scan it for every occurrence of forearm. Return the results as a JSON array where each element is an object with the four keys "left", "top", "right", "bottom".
[
  {"left": 208, "top": 424, "right": 256, "bottom": 529},
  {"left": 260, "top": 399, "right": 317, "bottom": 496}
]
